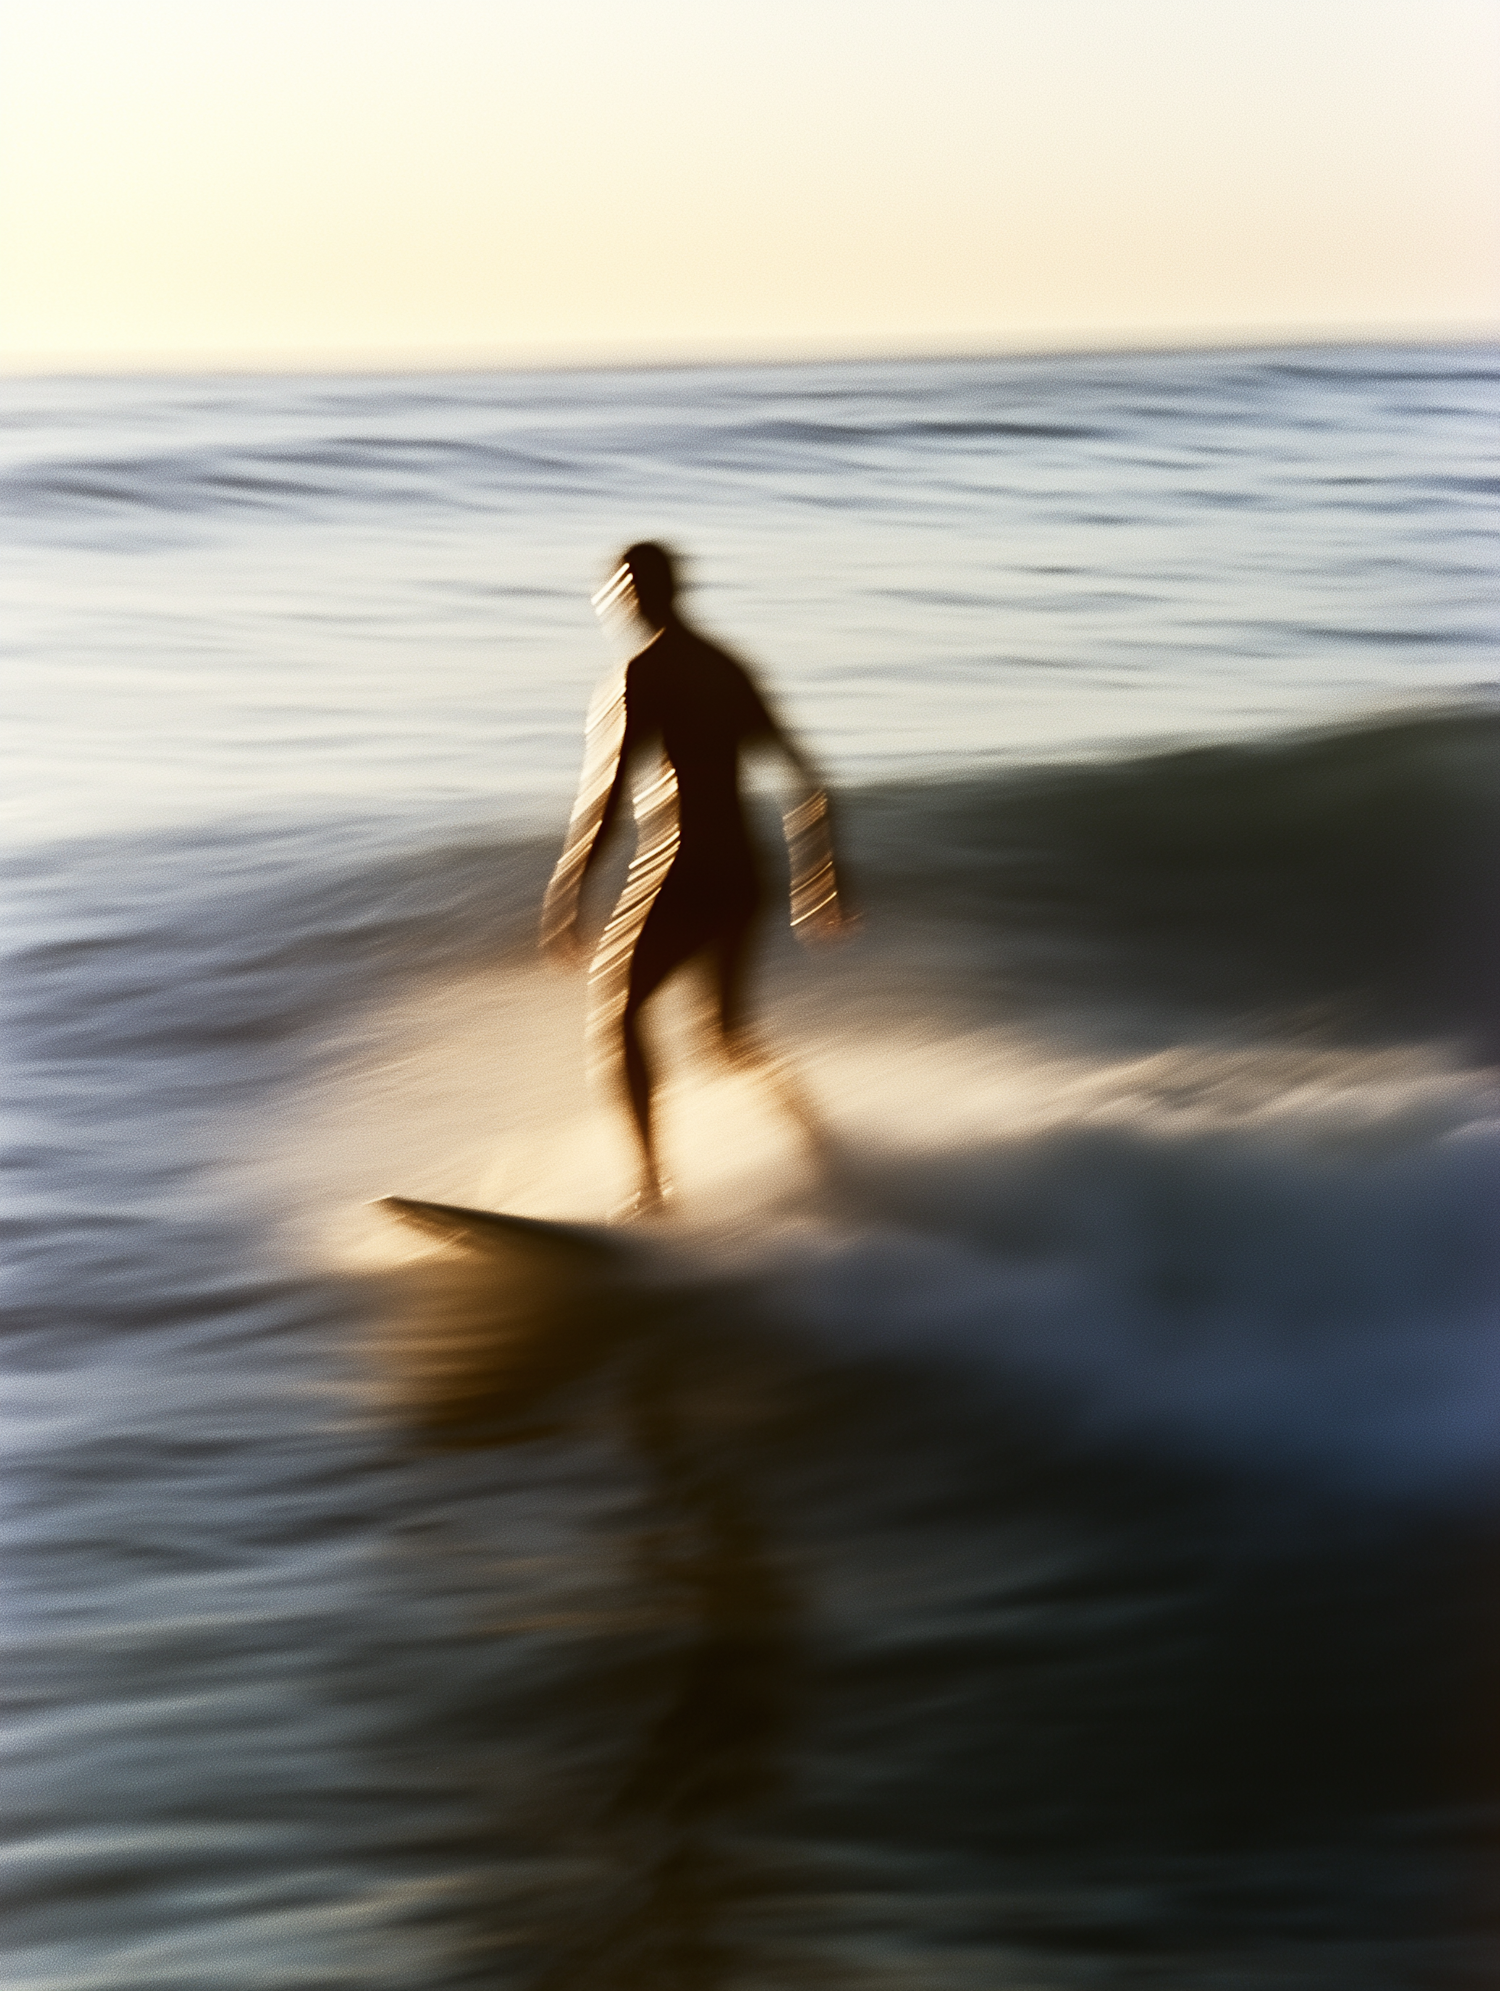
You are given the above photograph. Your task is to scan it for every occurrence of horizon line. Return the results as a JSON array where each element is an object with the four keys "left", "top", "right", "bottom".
[{"left": 3, "top": 320, "right": 1497, "bottom": 384}]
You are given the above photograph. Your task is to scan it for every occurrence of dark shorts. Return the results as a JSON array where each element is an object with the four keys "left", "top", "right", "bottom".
[{"left": 627, "top": 853, "right": 763, "bottom": 1008}]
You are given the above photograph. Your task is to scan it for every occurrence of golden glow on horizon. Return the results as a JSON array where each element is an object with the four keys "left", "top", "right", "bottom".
[{"left": 1, "top": 0, "right": 1497, "bottom": 369}]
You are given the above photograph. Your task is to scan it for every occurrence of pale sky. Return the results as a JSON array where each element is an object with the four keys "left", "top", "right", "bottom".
[{"left": 1, "top": 0, "right": 1496, "bottom": 369}]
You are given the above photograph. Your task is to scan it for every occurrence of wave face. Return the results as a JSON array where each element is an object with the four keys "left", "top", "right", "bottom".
[
  {"left": 852, "top": 706, "right": 1500, "bottom": 1053},
  {"left": 4, "top": 351, "right": 1500, "bottom": 1984}
]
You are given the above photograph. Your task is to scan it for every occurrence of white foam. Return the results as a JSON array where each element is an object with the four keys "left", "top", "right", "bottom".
[
  {"left": 771, "top": 1108, "right": 1500, "bottom": 1502},
  {"left": 260, "top": 950, "right": 1499, "bottom": 1503}
]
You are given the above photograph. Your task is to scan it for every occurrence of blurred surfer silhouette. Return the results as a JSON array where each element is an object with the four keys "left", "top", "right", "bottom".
[{"left": 542, "top": 543, "right": 850, "bottom": 1215}]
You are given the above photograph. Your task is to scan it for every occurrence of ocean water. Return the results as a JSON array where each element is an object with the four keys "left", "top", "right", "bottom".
[{"left": 3, "top": 347, "right": 1499, "bottom": 1986}]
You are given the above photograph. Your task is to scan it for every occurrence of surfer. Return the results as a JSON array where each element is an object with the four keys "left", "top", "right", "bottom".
[{"left": 541, "top": 543, "right": 850, "bottom": 1214}]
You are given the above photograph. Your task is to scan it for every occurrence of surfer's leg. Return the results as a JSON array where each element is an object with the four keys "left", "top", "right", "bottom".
[
  {"left": 713, "top": 914, "right": 756, "bottom": 1046},
  {"left": 619, "top": 897, "right": 700, "bottom": 1211},
  {"left": 619, "top": 995, "right": 658, "bottom": 1200},
  {"left": 711, "top": 920, "right": 833, "bottom": 1163},
  {"left": 620, "top": 984, "right": 671, "bottom": 1211}
]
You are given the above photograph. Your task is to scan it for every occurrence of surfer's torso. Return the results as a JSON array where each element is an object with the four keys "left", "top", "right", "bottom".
[{"left": 623, "top": 621, "right": 776, "bottom": 881}]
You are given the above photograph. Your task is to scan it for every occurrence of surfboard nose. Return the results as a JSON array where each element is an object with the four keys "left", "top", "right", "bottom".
[{"left": 375, "top": 1195, "right": 628, "bottom": 1266}]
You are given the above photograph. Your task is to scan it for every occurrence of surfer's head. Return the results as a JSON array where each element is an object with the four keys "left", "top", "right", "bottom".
[{"left": 620, "top": 541, "right": 678, "bottom": 629}]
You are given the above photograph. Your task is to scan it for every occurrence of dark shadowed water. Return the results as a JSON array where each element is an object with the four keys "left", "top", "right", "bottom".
[{"left": 3, "top": 347, "right": 1498, "bottom": 1986}]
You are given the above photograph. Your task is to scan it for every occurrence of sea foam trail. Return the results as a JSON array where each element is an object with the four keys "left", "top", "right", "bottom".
[{"left": 760, "top": 1107, "right": 1500, "bottom": 1503}]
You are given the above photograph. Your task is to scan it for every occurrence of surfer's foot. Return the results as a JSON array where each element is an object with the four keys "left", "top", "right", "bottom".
[{"left": 612, "top": 1175, "right": 674, "bottom": 1223}]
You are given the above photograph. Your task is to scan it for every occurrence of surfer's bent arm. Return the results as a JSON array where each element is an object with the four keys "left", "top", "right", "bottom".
[
  {"left": 540, "top": 669, "right": 635, "bottom": 960},
  {"left": 764, "top": 718, "right": 850, "bottom": 942}
]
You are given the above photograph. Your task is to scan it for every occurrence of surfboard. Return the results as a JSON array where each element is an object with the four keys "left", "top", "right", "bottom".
[
  {"left": 375, "top": 1195, "right": 628, "bottom": 1265},
  {"left": 373, "top": 1196, "right": 646, "bottom": 1440}
]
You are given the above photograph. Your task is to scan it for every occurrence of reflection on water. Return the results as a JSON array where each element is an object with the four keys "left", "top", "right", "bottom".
[{"left": 377, "top": 1237, "right": 801, "bottom": 1987}]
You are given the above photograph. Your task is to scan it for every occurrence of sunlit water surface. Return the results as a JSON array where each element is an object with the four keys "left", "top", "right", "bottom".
[{"left": 3, "top": 347, "right": 1499, "bottom": 1987}]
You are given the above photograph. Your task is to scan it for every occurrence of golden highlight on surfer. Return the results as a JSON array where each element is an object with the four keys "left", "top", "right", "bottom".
[{"left": 541, "top": 542, "right": 852, "bottom": 1215}]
